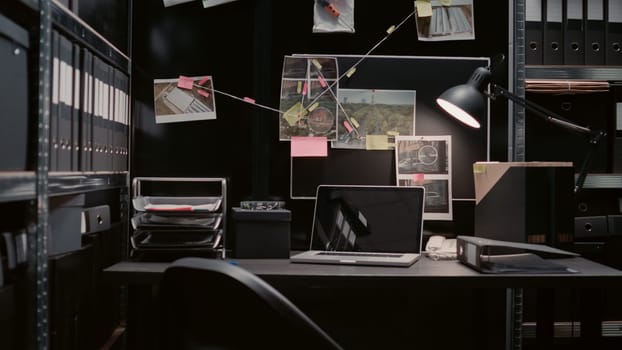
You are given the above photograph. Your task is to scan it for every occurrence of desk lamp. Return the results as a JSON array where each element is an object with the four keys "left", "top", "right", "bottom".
[{"left": 435, "top": 62, "right": 606, "bottom": 194}]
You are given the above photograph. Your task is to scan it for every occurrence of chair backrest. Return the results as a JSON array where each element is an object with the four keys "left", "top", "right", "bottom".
[{"left": 159, "top": 257, "right": 343, "bottom": 350}]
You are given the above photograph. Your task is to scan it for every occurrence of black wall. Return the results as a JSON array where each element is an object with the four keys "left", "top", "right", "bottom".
[{"left": 131, "top": 0, "right": 510, "bottom": 247}]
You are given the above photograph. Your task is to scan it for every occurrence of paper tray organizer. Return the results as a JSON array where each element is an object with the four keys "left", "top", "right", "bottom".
[{"left": 130, "top": 177, "right": 227, "bottom": 260}]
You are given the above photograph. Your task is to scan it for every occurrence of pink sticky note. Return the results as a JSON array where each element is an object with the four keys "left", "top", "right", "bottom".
[
  {"left": 343, "top": 120, "right": 353, "bottom": 133},
  {"left": 290, "top": 136, "right": 327, "bottom": 157},
  {"left": 317, "top": 75, "right": 327, "bottom": 88},
  {"left": 302, "top": 82, "right": 308, "bottom": 96},
  {"left": 243, "top": 97, "right": 256, "bottom": 104},
  {"left": 412, "top": 173, "right": 425, "bottom": 183},
  {"left": 197, "top": 89, "right": 210, "bottom": 98},
  {"left": 198, "top": 76, "right": 210, "bottom": 85},
  {"left": 177, "top": 75, "right": 194, "bottom": 90}
]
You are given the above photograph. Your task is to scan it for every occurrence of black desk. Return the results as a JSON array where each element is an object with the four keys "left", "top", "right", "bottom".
[{"left": 104, "top": 257, "right": 622, "bottom": 350}]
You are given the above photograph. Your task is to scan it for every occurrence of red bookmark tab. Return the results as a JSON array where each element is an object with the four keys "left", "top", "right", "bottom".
[
  {"left": 317, "top": 75, "right": 327, "bottom": 88},
  {"left": 412, "top": 173, "right": 425, "bottom": 184},
  {"left": 343, "top": 120, "right": 353, "bottom": 132},
  {"left": 302, "top": 82, "right": 308, "bottom": 96}
]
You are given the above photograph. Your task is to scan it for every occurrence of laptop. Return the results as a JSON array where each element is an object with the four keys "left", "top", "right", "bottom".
[{"left": 290, "top": 185, "right": 425, "bottom": 267}]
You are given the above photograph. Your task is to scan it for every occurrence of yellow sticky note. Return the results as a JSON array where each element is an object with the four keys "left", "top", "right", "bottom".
[
  {"left": 284, "top": 102, "right": 304, "bottom": 126},
  {"left": 350, "top": 117, "right": 360, "bottom": 128},
  {"left": 346, "top": 67, "right": 356, "bottom": 78},
  {"left": 311, "top": 59, "right": 322, "bottom": 70},
  {"left": 297, "top": 81, "right": 302, "bottom": 94},
  {"left": 439, "top": 0, "right": 452, "bottom": 6},
  {"left": 473, "top": 163, "right": 487, "bottom": 174},
  {"left": 415, "top": 0, "right": 433, "bottom": 17},
  {"left": 365, "top": 135, "right": 390, "bottom": 150},
  {"left": 307, "top": 102, "right": 319, "bottom": 112}
]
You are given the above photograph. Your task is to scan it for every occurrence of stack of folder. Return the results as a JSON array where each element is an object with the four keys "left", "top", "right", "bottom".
[
  {"left": 49, "top": 29, "right": 129, "bottom": 173},
  {"left": 525, "top": 0, "right": 622, "bottom": 66}
]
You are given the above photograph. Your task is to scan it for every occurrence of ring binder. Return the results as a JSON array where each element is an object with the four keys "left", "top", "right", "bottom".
[
  {"left": 606, "top": 0, "right": 622, "bottom": 65},
  {"left": 526, "top": 0, "right": 545, "bottom": 65},
  {"left": 563, "top": 0, "right": 585, "bottom": 65},
  {"left": 585, "top": 0, "right": 606, "bottom": 65},
  {"left": 544, "top": 0, "right": 564, "bottom": 65},
  {"left": 456, "top": 235, "right": 579, "bottom": 274}
]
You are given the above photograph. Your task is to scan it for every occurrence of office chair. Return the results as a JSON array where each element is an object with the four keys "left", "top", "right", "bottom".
[{"left": 159, "top": 257, "right": 344, "bottom": 350}]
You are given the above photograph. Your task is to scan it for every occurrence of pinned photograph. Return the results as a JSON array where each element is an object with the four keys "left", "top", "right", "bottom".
[
  {"left": 313, "top": 0, "right": 355, "bottom": 33},
  {"left": 279, "top": 56, "right": 339, "bottom": 140},
  {"left": 395, "top": 135, "right": 452, "bottom": 220},
  {"left": 414, "top": 0, "right": 475, "bottom": 41},
  {"left": 153, "top": 75, "right": 216, "bottom": 124},
  {"left": 333, "top": 88, "right": 416, "bottom": 150}
]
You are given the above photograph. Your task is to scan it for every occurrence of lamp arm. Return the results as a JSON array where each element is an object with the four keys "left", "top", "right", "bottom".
[
  {"left": 490, "top": 84, "right": 592, "bottom": 135},
  {"left": 490, "top": 84, "right": 607, "bottom": 194}
]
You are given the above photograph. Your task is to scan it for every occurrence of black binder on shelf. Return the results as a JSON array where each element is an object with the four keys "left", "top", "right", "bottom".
[
  {"left": 71, "top": 42, "right": 81, "bottom": 171},
  {"left": 50, "top": 29, "right": 60, "bottom": 171},
  {"left": 80, "top": 48, "right": 93, "bottom": 172},
  {"left": 526, "top": 0, "right": 545, "bottom": 65},
  {"left": 544, "top": 0, "right": 564, "bottom": 64},
  {"left": 105, "top": 63, "right": 114, "bottom": 171},
  {"left": 119, "top": 71, "right": 129, "bottom": 172},
  {"left": 58, "top": 33, "right": 73, "bottom": 171},
  {"left": 563, "top": 0, "right": 585, "bottom": 64},
  {"left": 585, "top": 0, "right": 606, "bottom": 65},
  {"left": 606, "top": 0, "right": 622, "bottom": 65},
  {"left": 112, "top": 68, "right": 125, "bottom": 172},
  {"left": 92, "top": 55, "right": 106, "bottom": 171}
]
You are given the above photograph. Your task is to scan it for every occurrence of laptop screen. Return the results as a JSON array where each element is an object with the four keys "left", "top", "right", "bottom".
[{"left": 310, "top": 185, "right": 425, "bottom": 253}]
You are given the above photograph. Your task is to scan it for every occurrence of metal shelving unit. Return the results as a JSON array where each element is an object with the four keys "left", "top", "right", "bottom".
[
  {"left": 0, "top": 1, "right": 131, "bottom": 349},
  {"left": 513, "top": 1, "right": 622, "bottom": 349}
]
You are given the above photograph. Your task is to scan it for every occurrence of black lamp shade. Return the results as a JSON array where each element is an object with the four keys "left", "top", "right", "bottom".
[{"left": 436, "top": 66, "right": 492, "bottom": 129}]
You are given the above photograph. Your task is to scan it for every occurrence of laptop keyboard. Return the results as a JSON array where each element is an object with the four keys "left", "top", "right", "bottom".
[{"left": 317, "top": 251, "right": 404, "bottom": 258}]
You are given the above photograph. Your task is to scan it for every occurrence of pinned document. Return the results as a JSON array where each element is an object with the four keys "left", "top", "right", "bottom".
[
  {"left": 279, "top": 56, "right": 339, "bottom": 141},
  {"left": 154, "top": 75, "right": 217, "bottom": 123},
  {"left": 395, "top": 135, "right": 452, "bottom": 220},
  {"left": 414, "top": 0, "right": 475, "bottom": 41},
  {"left": 331, "top": 88, "right": 416, "bottom": 150},
  {"left": 313, "top": 0, "right": 355, "bottom": 33},
  {"left": 162, "top": 0, "right": 195, "bottom": 7},
  {"left": 202, "top": 0, "right": 239, "bottom": 8}
]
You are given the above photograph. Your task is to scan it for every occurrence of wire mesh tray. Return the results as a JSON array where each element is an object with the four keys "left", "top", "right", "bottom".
[
  {"left": 131, "top": 212, "right": 222, "bottom": 230},
  {"left": 132, "top": 196, "right": 222, "bottom": 213}
]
